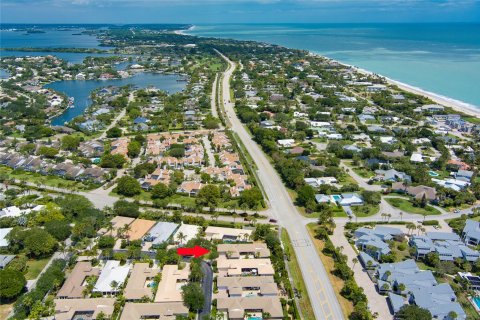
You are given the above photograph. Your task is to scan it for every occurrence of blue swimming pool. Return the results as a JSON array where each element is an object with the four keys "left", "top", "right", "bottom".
[
  {"left": 247, "top": 317, "right": 262, "bottom": 320},
  {"left": 428, "top": 171, "right": 440, "bottom": 177},
  {"left": 332, "top": 195, "right": 342, "bottom": 202},
  {"left": 473, "top": 296, "right": 480, "bottom": 309}
]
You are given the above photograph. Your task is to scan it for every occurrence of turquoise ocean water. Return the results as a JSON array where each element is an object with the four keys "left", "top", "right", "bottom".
[{"left": 188, "top": 23, "right": 480, "bottom": 109}]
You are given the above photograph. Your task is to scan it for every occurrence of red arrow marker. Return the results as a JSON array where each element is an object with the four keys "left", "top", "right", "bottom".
[{"left": 177, "top": 245, "right": 210, "bottom": 258}]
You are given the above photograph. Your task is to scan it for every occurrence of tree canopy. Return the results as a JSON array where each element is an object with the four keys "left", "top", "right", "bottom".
[
  {"left": 116, "top": 176, "right": 142, "bottom": 196},
  {"left": 0, "top": 269, "right": 26, "bottom": 300}
]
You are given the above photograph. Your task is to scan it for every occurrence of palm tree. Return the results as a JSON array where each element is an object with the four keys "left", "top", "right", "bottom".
[
  {"left": 399, "top": 211, "right": 403, "bottom": 221},
  {"left": 106, "top": 221, "right": 114, "bottom": 237},
  {"left": 367, "top": 260, "right": 373, "bottom": 270},
  {"left": 387, "top": 213, "right": 392, "bottom": 223},
  {"left": 352, "top": 257, "right": 359, "bottom": 269},
  {"left": 232, "top": 213, "right": 238, "bottom": 225},
  {"left": 110, "top": 280, "right": 119, "bottom": 295},
  {"left": 122, "top": 224, "right": 132, "bottom": 241},
  {"left": 177, "top": 231, "right": 187, "bottom": 245}
]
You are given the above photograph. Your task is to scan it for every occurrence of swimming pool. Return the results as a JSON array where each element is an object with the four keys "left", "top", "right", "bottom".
[
  {"left": 247, "top": 317, "right": 262, "bottom": 320},
  {"left": 332, "top": 195, "right": 342, "bottom": 202},
  {"left": 473, "top": 296, "right": 480, "bottom": 310},
  {"left": 428, "top": 171, "right": 439, "bottom": 177}
]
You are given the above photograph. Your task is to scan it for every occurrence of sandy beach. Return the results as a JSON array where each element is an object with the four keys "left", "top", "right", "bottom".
[
  {"left": 174, "top": 26, "right": 195, "bottom": 35},
  {"left": 350, "top": 65, "right": 480, "bottom": 118}
]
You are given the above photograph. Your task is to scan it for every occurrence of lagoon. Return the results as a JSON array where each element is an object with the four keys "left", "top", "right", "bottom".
[
  {"left": 47, "top": 73, "right": 186, "bottom": 126},
  {"left": 0, "top": 29, "right": 106, "bottom": 49}
]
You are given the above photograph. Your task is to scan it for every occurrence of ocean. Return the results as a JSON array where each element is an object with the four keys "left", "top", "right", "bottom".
[{"left": 188, "top": 23, "right": 480, "bottom": 109}]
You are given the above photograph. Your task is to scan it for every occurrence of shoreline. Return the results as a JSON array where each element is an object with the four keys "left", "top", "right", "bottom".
[
  {"left": 347, "top": 63, "right": 480, "bottom": 118},
  {"left": 184, "top": 25, "right": 480, "bottom": 118},
  {"left": 174, "top": 25, "right": 195, "bottom": 35}
]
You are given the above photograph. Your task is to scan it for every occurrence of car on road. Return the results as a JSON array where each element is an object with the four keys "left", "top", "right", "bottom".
[
  {"left": 269, "top": 218, "right": 278, "bottom": 223},
  {"left": 454, "top": 209, "right": 460, "bottom": 213}
]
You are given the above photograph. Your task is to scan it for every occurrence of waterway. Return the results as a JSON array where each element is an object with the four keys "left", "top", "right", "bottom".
[{"left": 47, "top": 73, "right": 186, "bottom": 125}]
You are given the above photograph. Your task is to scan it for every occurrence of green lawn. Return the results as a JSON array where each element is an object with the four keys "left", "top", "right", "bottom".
[
  {"left": 352, "top": 167, "right": 374, "bottom": 179},
  {"left": 281, "top": 229, "right": 316, "bottom": 320},
  {"left": 25, "top": 258, "right": 50, "bottom": 280},
  {"left": 463, "top": 116, "right": 480, "bottom": 124},
  {"left": 351, "top": 204, "right": 380, "bottom": 217},
  {"left": 390, "top": 240, "right": 411, "bottom": 262},
  {"left": 386, "top": 198, "right": 441, "bottom": 216}
]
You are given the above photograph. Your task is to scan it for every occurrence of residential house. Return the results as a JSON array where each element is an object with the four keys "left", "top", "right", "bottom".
[
  {"left": 154, "top": 264, "right": 190, "bottom": 303},
  {"left": 217, "top": 297, "right": 283, "bottom": 319},
  {"left": 375, "top": 169, "right": 411, "bottom": 183},
  {"left": 217, "top": 257, "right": 275, "bottom": 277},
  {"left": 377, "top": 259, "right": 466, "bottom": 319},
  {"left": 92, "top": 260, "right": 130, "bottom": 295},
  {"left": 176, "top": 181, "right": 203, "bottom": 196},
  {"left": 124, "top": 263, "right": 160, "bottom": 301},
  {"left": 143, "top": 221, "right": 179, "bottom": 248},
  {"left": 392, "top": 183, "right": 437, "bottom": 202},
  {"left": 57, "top": 262, "right": 100, "bottom": 299},
  {"left": 0, "top": 228, "right": 12, "bottom": 247},
  {"left": 455, "top": 170, "right": 474, "bottom": 182},
  {"left": 462, "top": 220, "right": 480, "bottom": 246},
  {"left": 54, "top": 298, "right": 115, "bottom": 320},
  {"left": 120, "top": 302, "right": 188, "bottom": 320},
  {"left": 205, "top": 227, "right": 253, "bottom": 242},
  {"left": 217, "top": 243, "right": 270, "bottom": 259},
  {"left": 217, "top": 276, "right": 278, "bottom": 297}
]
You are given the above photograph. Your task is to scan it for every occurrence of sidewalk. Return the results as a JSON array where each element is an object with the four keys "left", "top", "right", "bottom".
[{"left": 331, "top": 223, "right": 392, "bottom": 319}]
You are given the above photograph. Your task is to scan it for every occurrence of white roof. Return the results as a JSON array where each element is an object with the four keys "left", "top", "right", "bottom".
[
  {"left": 93, "top": 261, "right": 130, "bottom": 293},
  {"left": 0, "top": 206, "right": 22, "bottom": 218},
  {"left": 146, "top": 222, "right": 179, "bottom": 245},
  {"left": 410, "top": 153, "right": 424, "bottom": 162},
  {"left": 277, "top": 139, "right": 295, "bottom": 145},
  {"left": 0, "top": 228, "right": 12, "bottom": 247},
  {"left": 174, "top": 224, "right": 201, "bottom": 243},
  {"left": 380, "top": 136, "right": 395, "bottom": 143}
]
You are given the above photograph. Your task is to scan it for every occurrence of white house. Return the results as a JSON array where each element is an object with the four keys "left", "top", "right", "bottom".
[
  {"left": 379, "top": 136, "right": 397, "bottom": 144},
  {"left": 0, "top": 228, "right": 12, "bottom": 247},
  {"left": 410, "top": 153, "right": 424, "bottom": 163},
  {"left": 277, "top": 139, "right": 295, "bottom": 148},
  {"left": 327, "top": 133, "right": 343, "bottom": 140},
  {"left": 93, "top": 261, "right": 130, "bottom": 295}
]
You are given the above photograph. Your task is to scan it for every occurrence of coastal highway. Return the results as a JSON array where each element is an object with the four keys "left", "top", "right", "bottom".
[{"left": 216, "top": 50, "right": 345, "bottom": 320}]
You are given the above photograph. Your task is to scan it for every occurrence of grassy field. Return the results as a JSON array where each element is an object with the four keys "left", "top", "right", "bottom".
[
  {"left": 386, "top": 197, "right": 441, "bottom": 216},
  {"left": 306, "top": 223, "right": 354, "bottom": 318},
  {"left": 0, "top": 166, "right": 96, "bottom": 191},
  {"left": 281, "top": 229, "right": 316, "bottom": 320},
  {"left": 352, "top": 167, "right": 374, "bottom": 179},
  {"left": 351, "top": 204, "right": 380, "bottom": 217},
  {"left": 25, "top": 257, "right": 50, "bottom": 280}
]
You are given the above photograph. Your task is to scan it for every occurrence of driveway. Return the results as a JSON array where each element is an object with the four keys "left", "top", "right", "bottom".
[{"left": 199, "top": 261, "right": 213, "bottom": 318}]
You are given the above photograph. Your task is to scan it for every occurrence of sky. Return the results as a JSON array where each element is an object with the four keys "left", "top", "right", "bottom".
[{"left": 1, "top": 0, "right": 480, "bottom": 24}]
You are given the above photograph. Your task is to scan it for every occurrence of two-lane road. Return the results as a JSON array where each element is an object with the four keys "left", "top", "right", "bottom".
[{"left": 216, "top": 50, "right": 344, "bottom": 320}]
